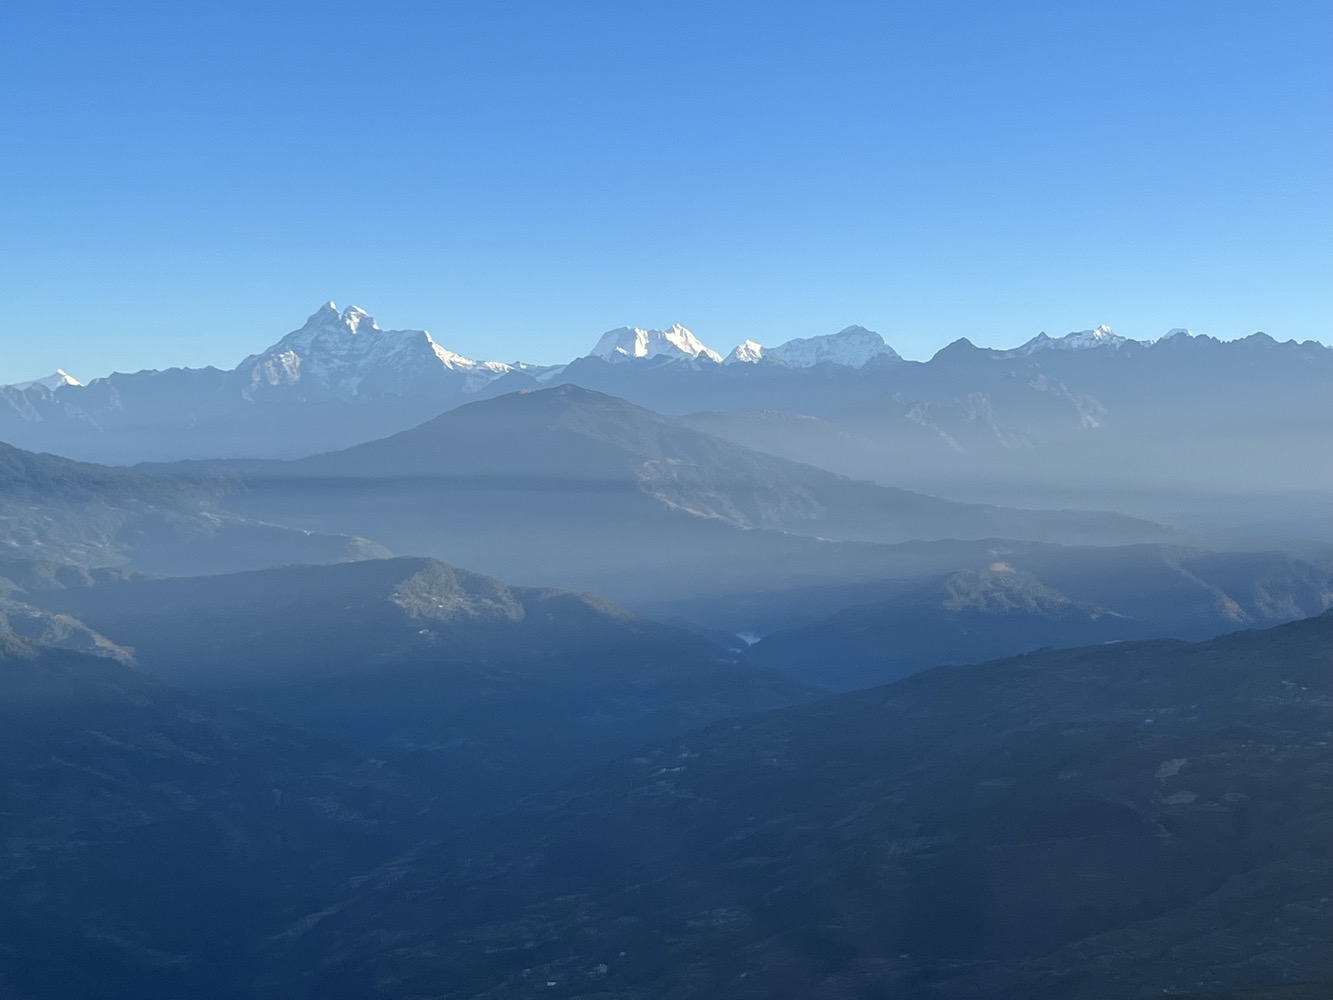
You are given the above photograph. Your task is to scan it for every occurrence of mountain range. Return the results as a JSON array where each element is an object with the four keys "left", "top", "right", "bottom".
[
  {"left": 141, "top": 385, "right": 1207, "bottom": 618},
  {"left": 5, "top": 299, "right": 1333, "bottom": 999},
  {"left": 750, "top": 549, "right": 1333, "bottom": 689},
  {"left": 3, "top": 305, "right": 909, "bottom": 462},
  {"left": 71, "top": 383, "right": 1325, "bottom": 654},
  {"left": 6, "top": 375, "right": 1329, "bottom": 666},
  {"left": 5, "top": 304, "right": 1330, "bottom": 501}
]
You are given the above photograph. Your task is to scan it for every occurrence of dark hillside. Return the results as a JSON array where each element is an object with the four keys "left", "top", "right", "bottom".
[{"left": 262, "top": 611, "right": 1333, "bottom": 999}]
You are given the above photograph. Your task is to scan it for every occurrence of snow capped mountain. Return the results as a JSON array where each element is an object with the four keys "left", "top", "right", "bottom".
[
  {"left": 588, "top": 322, "right": 904, "bottom": 369},
  {"left": 5, "top": 299, "right": 1330, "bottom": 471},
  {"left": 237, "top": 302, "right": 518, "bottom": 398},
  {"left": 589, "top": 325, "right": 723, "bottom": 365},
  {"left": 1011, "top": 325, "right": 1139, "bottom": 356},
  {"left": 6, "top": 370, "right": 82, "bottom": 392},
  {"left": 762, "top": 326, "right": 902, "bottom": 368},
  {"left": 724, "top": 340, "right": 765, "bottom": 365},
  {"left": 723, "top": 326, "right": 900, "bottom": 368}
]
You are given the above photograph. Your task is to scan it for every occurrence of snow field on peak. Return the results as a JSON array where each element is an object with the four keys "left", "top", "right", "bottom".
[
  {"left": 724, "top": 340, "right": 765, "bottom": 364},
  {"left": 765, "top": 326, "right": 901, "bottom": 368},
  {"left": 589, "top": 323, "right": 901, "bottom": 369},
  {"left": 1011, "top": 326, "right": 1137, "bottom": 356},
  {"left": 5, "top": 370, "right": 83, "bottom": 392},
  {"left": 591, "top": 325, "right": 724, "bottom": 364},
  {"left": 721, "top": 326, "right": 900, "bottom": 368},
  {"left": 240, "top": 302, "right": 518, "bottom": 396}
]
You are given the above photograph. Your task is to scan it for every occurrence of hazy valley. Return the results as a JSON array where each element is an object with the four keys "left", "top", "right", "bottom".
[{"left": 3, "top": 304, "right": 1331, "bottom": 999}]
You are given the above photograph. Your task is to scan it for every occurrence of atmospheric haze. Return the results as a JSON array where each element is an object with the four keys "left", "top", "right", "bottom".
[{"left": 3, "top": 4, "right": 1333, "bottom": 999}]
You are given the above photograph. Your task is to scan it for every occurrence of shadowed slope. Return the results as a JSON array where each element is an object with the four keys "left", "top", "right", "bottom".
[
  {"left": 262, "top": 611, "right": 1333, "bottom": 999},
  {"left": 0, "top": 634, "right": 420, "bottom": 1000},
  {"left": 39, "top": 557, "right": 812, "bottom": 814}
]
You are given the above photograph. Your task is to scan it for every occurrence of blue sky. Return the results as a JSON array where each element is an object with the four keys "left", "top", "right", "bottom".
[{"left": 2, "top": 1, "right": 1330, "bottom": 380}]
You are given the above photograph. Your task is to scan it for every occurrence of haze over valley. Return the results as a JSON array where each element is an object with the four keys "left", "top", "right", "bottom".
[
  {"left": 4, "top": 3, "right": 1331, "bottom": 997},
  {"left": 4, "top": 296, "right": 1333, "bottom": 996}
]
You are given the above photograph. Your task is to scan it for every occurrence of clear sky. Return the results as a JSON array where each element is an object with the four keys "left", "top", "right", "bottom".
[{"left": 2, "top": 0, "right": 1330, "bottom": 380}]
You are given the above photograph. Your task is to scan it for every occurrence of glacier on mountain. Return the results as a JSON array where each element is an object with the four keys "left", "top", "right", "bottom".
[
  {"left": 236, "top": 303, "right": 517, "bottom": 398},
  {"left": 724, "top": 340, "right": 765, "bottom": 365},
  {"left": 592, "top": 323, "right": 900, "bottom": 369},
  {"left": 589, "top": 325, "right": 723, "bottom": 365},
  {"left": 766, "top": 326, "right": 902, "bottom": 368},
  {"left": 723, "top": 326, "right": 900, "bottom": 368}
]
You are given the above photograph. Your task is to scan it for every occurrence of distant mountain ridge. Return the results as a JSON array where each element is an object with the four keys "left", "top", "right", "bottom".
[
  {"left": 0, "top": 439, "right": 384, "bottom": 574},
  {"left": 2, "top": 301, "right": 1329, "bottom": 471},
  {"left": 750, "top": 549, "right": 1333, "bottom": 690},
  {"left": 2, "top": 369, "right": 82, "bottom": 391},
  {"left": 683, "top": 328, "right": 1333, "bottom": 501},
  {"left": 169, "top": 385, "right": 1177, "bottom": 603}
]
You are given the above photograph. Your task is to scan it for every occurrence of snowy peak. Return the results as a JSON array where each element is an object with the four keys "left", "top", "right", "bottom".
[
  {"left": 297, "top": 302, "right": 380, "bottom": 340},
  {"left": 339, "top": 305, "right": 374, "bottom": 334},
  {"left": 238, "top": 302, "right": 516, "bottom": 398},
  {"left": 299, "top": 301, "right": 374, "bottom": 335},
  {"left": 723, "top": 326, "right": 901, "bottom": 368},
  {"left": 724, "top": 339, "right": 765, "bottom": 365},
  {"left": 6, "top": 370, "right": 82, "bottom": 392},
  {"left": 764, "top": 325, "right": 902, "bottom": 368},
  {"left": 1013, "top": 325, "right": 1135, "bottom": 356},
  {"left": 590, "top": 325, "right": 723, "bottom": 365}
]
